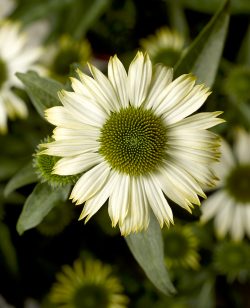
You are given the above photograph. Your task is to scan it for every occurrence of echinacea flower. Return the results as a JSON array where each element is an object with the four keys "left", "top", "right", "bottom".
[
  {"left": 49, "top": 258, "right": 128, "bottom": 308},
  {"left": 140, "top": 27, "right": 184, "bottom": 66},
  {"left": 213, "top": 240, "right": 250, "bottom": 282},
  {"left": 0, "top": 20, "right": 43, "bottom": 133},
  {"left": 163, "top": 224, "right": 200, "bottom": 269},
  {"left": 42, "top": 52, "right": 223, "bottom": 235},
  {"left": 201, "top": 129, "right": 250, "bottom": 241}
]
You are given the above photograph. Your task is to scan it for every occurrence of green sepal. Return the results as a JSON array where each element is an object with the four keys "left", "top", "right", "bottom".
[
  {"left": 16, "top": 183, "right": 71, "bottom": 235},
  {"left": 125, "top": 213, "right": 176, "bottom": 296},
  {"left": 175, "top": 0, "right": 230, "bottom": 87}
]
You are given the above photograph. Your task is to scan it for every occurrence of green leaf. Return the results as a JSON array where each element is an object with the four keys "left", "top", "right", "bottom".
[
  {"left": 0, "top": 222, "right": 18, "bottom": 275},
  {"left": 4, "top": 162, "right": 38, "bottom": 197},
  {"left": 181, "top": 0, "right": 250, "bottom": 14},
  {"left": 17, "top": 71, "right": 64, "bottom": 118},
  {"left": 237, "top": 25, "right": 250, "bottom": 66},
  {"left": 67, "top": 0, "right": 112, "bottom": 39},
  {"left": 175, "top": 0, "right": 230, "bottom": 87},
  {"left": 125, "top": 214, "right": 176, "bottom": 295},
  {"left": 17, "top": 183, "right": 71, "bottom": 235},
  {"left": 13, "top": 0, "right": 73, "bottom": 24}
]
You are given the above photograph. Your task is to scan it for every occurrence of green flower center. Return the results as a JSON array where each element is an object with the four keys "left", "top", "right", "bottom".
[
  {"left": 0, "top": 58, "right": 7, "bottom": 88},
  {"left": 164, "top": 232, "right": 189, "bottom": 258},
  {"left": 99, "top": 106, "right": 167, "bottom": 176},
  {"left": 226, "top": 165, "right": 250, "bottom": 203},
  {"left": 154, "top": 48, "right": 181, "bottom": 66},
  {"left": 73, "top": 284, "right": 109, "bottom": 308}
]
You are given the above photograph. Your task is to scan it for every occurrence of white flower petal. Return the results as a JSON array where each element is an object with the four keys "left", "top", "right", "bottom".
[
  {"left": 214, "top": 197, "right": 234, "bottom": 239},
  {"left": 143, "top": 175, "right": 173, "bottom": 227},
  {"left": 77, "top": 69, "right": 116, "bottom": 112},
  {"left": 163, "top": 84, "right": 210, "bottom": 125},
  {"left": 108, "top": 55, "right": 129, "bottom": 108},
  {"left": 201, "top": 190, "right": 228, "bottom": 222},
  {"left": 234, "top": 129, "right": 250, "bottom": 164},
  {"left": 119, "top": 177, "right": 149, "bottom": 235},
  {"left": 42, "top": 139, "right": 99, "bottom": 157},
  {"left": 0, "top": 98, "right": 7, "bottom": 134},
  {"left": 70, "top": 162, "right": 110, "bottom": 205},
  {"left": 158, "top": 160, "right": 205, "bottom": 210},
  {"left": 59, "top": 91, "right": 106, "bottom": 128},
  {"left": 52, "top": 126, "right": 100, "bottom": 141},
  {"left": 230, "top": 204, "right": 245, "bottom": 241},
  {"left": 2, "top": 90, "right": 28, "bottom": 119},
  {"left": 45, "top": 106, "right": 85, "bottom": 129},
  {"left": 53, "top": 153, "right": 102, "bottom": 175},
  {"left": 128, "top": 52, "right": 152, "bottom": 107},
  {"left": 88, "top": 63, "right": 120, "bottom": 111},
  {"left": 170, "top": 111, "right": 224, "bottom": 130},
  {"left": 143, "top": 64, "right": 173, "bottom": 110},
  {"left": 79, "top": 171, "right": 118, "bottom": 222},
  {"left": 154, "top": 74, "right": 196, "bottom": 116},
  {"left": 108, "top": 173, "right": 130, "bottom": 227}
]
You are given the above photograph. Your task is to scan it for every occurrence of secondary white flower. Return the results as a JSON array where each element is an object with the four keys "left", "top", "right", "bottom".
[
  {"left": 43, "top": 52, "right": 223, "bottom": 235},
  {"left": 140, "top": 27, "right": 184, "bottom": 66},
  {"left": 201, "top": 129, "right": 250, "bottom": 241},
  {"left": 0, "top": 20, "right": 43, "bottom": 133}
]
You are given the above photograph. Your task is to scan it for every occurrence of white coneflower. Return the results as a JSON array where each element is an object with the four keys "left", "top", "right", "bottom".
[
  {"left": 0, "top": 20, "right": 43, "bottom": 133},
  {"left": 201, "top": 129, "right": 250, "bottom": 241},
  {"left": 140, "top": 27, "right": 184, "bottom": 66},
  {"left": 42, "top": 51, "right": 223, "bottom": 235}
]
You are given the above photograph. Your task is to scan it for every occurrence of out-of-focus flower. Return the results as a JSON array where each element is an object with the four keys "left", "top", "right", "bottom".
[
  {"left": 201, "top": 129, "right": 250, "bottom": 241},
  {"left": 163, "top": 224, "right": 200, "bottom": 269},
  {"left": 0, "top": 20, "right": 43, "bottom": 133},
  {"left": 49, "top": 258, "right": 129, "bottom": 308},
  {"left": 0, "top": 0, "right": 16, "bottom": 20},
  {"left": 41, "top": 51, "right": 223, "bottom": 235},
  {"left": 140, "top": 27, "right": 184, "bottom": 67},
  {"left": 213, "top": 240, "right": 250, "bottom": 282},
  {"left": 45, "top": 35, "right": 91, "bottom": 82},
  {"left": 36, "top": 201, "right": 74, "bottom": 236}
]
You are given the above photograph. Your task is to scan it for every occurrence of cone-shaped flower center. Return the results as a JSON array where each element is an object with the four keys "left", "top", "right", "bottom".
[
  {"left": 0, "top": 58, "right": 7, "bottom": 88},
  {"left": 226, "top": 165, "right": 250, "bottom": 203},
  {"left": 73, "top": 285, "right": 109, "bottom": 308},
  {"left": 164, "top": 232, "right": 189, "bottom": 258},
  {"left": 99, "top": 106, "right": 167, "bottom": 176}
]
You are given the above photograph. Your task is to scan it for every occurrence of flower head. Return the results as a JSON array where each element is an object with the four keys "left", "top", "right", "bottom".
[
  {"left": 201, "top": 128, "right": 250, "bottom": 241},
  {"left": 0, "top": 20, "right": 43, "bottom": 133},
  {"left": 42, "top": 52, "right": 223, "bottom": 235},
  {"left": 140, "top": 27, "right": 184, "bottom": 66},
  {"left": 163, "top": 224, "right": 200, "bottom": 269},
  {"left": 49, "top": 258, "right": 128, "bottom": 308},
  {"left": 213, "top": 240, "right": 250, "bottom": 282}
]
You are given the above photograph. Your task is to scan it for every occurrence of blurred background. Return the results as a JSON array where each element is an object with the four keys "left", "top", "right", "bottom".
[{"left": 0, "top": 0, "right": 250, "bottom": 307}]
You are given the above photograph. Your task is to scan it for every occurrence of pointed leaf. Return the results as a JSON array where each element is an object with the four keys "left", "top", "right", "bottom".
[
  {"left": 17, "top": 183, "right": 71, "bottom": 235},
  {"left": 175, "top": 0, "right": 230, "bottom": 87},
  {"left": 17, "top": 71, "right": 64, "bottom": 118},
  {"left": 0, "top": 222, "right": 18, "bottom": 275},
  {"left": 4, "top": 162, "right": 38, "bottom": 197},
  {"left": 125, "top": 214, "right": 176, "bottom": 295}
]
